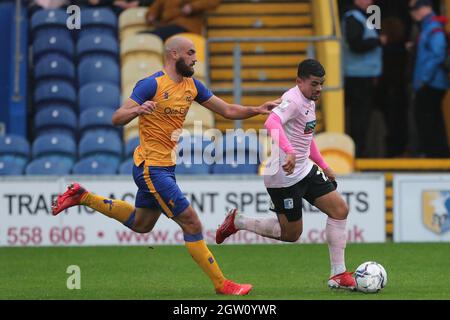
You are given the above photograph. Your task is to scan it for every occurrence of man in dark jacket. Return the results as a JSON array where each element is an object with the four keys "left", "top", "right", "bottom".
[
  {"left": 342, "top": 0, "right": 387, "bottom": 157},
  {"left": 409, "top": 0, "right": 450, "bottom": 157}
]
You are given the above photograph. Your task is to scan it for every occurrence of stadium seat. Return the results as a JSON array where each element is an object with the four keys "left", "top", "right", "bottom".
[
  {"left": 34, "top": 80, "right": 77, "bottom": 110},
  {"left": 34, "top": 106, "right": 77, "bottom": 139},
  {"left": 120, "top": 34, "right": 163, "bottom": 65},
  {"left": 176, "top": 33, "right": 206, "bottom": 62},
  {"left": 78, "top": 82, "right": 120, "bottom": 112},
  {"left": 78, "top": 8, "right": 118, "bottom": 39},
  {"left": 211, "top": 163, "right": 259, "bottom": 174},
  {"left": 0, "top": 135, "right": 30, "bottom": 170},
  {"left": 77, "top": 34, "right": 119, "bottom": 60},
  {"left": 34, "top": 53, "right": 76, "bottom": 82},
  {"left": 314, "top": 132, "right": 355, "bottom": 175},
  {"left": 32, "top": 134, "right": 77, "bottom": 162},
  {"left": 31, "top": 9, "right": 70, "bottom": 38},
  {"left": 72, "top": 155, "right": 119, "bottom": 175},
  {"left": 125, "top": 136, "right": 139, "bottom": 157},
  {"left": 121, "top": 57, "right": 163, "bottom": 89},
  {"left": 79, "top": 108, "right": 119, "bottom": 139},
  {"left": 78, "top": 131, "right": 122, "bottom": 166},
  {"left": 122, "top": 83, "right": 135, "bottom": 103},
  {"left": 184, "top": 101, "right": 215, "bottom": 131},
  {"left": 177, "top": 134, "right": 215, "bottom": 165},
  {"left": 33, "top": 33, "right": 75, "bottom": 61},
  {"left": 0, "top": 157, "right": 26, "bottom": 175},
  {"left": 25, "top": 156, "right": 72, "bottom": 175},
  {"left": 215, "top": 132, "right": 262, "bottom": 165},
  {"left": 0, "top": 134, "right": 30, "bottom": 159},
  {"left": 119, "top": 7, "right": 150, "bottom": 41},
  {"left": 175, "top": 162, "right": 211, "bottom": 175},
  {"left": 119, "top": 158, "right": 134, "bottom": 175},
  {"left": 78, "top": 56, "right": 120, "bottom": 86}
]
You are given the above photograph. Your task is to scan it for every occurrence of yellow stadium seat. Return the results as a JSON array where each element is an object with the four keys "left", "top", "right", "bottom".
[
  {"left": 193, "top": 60, "right": 206, "bottom": 80},
  {"left": 175, "top": 32, "right": 206, "bottom": 62},
  {"left": 314, "top": 132, "right": 355, "bottom": 175},
  {"left": 122, "top": 83, "right": 135, "bottom": 103},
  {"left": 121, "top": 57, "right": 163, "bottom": 89},
  {"left": 120, "top": 26, "right": 153, "bottom": 41},
  {"left": 121, "top": 34, "right": 163, "bottom": 63},
  {"left": 124, "top": 118, "right": 139, "bottom": 142},
  {"left": 184, "top": 101, "right": 214, "bottom": 131},
  {"left": 119, "top": 7, "right": 148, "bottom": 30}
]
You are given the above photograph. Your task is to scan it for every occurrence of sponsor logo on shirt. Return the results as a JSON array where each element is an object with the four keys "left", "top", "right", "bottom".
[{"left": 304, "top": 120, "right": 316, "bottom": 134}]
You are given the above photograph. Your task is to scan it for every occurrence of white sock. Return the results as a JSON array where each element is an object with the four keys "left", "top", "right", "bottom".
[
  {"left": 326, "top": 217, "right": 347, "bottom": 276},
  {"left": 234, "top": 214, "right": 281, "bottom": 240}
]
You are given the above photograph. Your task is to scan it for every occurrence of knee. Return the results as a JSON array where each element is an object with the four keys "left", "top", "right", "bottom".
[
  {"left": 334, "top": 202, "right": 349, "bottom": 220},
  {"left": 133, "top": 224, "right": 153, "bottom": 234}
]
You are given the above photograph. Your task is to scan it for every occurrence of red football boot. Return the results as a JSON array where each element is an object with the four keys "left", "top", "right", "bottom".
[
  {"left": 216, "top": 208, "right": 238, "bottom": 244},
  {"left": 216, "top": 279, "right": 253, "bottom": 296},
  {"left": 52, "top": 183, "right": 88, "bottom": 216},
  {"left": 328, "top": 271, "right": 357, "bottom": 290}
]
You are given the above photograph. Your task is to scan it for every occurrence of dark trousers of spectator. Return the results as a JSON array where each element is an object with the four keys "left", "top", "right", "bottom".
[
  {"left": 140, "top": 24, "right": 188, "bottom": 42},
  {"left": 345, "top": 77, "right": 377, "bottom": 158},
  {"left": 414, "top": 86, "right": 450, "bottom": 158}
]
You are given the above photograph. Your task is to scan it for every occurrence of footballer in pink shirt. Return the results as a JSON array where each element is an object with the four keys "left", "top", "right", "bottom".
[{"left": 216, "top": 59, "right": 356, "bottom": 290}]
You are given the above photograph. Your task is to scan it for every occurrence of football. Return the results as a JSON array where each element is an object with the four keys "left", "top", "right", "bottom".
[{"left": 354, "top": 261, "right": 387, "bottom": 293}]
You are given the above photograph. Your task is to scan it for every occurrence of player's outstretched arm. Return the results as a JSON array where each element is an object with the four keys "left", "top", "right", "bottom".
[
  {"left": 112, "top": 99, "right": 157, "bottom": 126},
  {"left": 201, "top": 95, "right": 280, "bottom": 120}
]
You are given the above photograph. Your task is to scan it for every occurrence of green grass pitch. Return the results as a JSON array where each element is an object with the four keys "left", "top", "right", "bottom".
[{"left": 1, "top": 243, "right": 449, "bottom": 300}]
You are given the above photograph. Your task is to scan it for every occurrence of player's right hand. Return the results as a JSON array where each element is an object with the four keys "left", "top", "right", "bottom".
[
  {"left": 136, "top": 101, "right": 157, "bottom": 115},
  {"left": 282, "top": 152, "right": 296, "bottom": 176}
]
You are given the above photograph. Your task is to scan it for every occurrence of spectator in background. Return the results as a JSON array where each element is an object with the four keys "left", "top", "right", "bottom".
[
  {"left": 142, "top": 0, "right": 221, "bottom": 41},
  {"left": 409, "top": 0, "right": 450, "bottom": 158},
  {"left": 77, "top": 0, "right": 153, "bottom": 15},
  {"left": 375, "top": 17, "right": 410, "bottom": 157},
  {"left": 342, "top": 0, "right": 387, "bottom": 157}
]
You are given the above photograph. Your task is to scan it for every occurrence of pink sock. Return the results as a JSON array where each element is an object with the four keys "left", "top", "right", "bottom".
[
  {"left": 234, "top": 214, "right": 281, "bottom": 240},
  {"left": 325, "top": 217, "right": 347, "bottom": 276}
]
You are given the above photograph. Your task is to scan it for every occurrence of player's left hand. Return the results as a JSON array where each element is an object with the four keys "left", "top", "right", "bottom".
[
  {"left": 323, "top": 167, "right": 336, "bottom": 182},
  {"left": 258, "top": 98, "right": 282, "bottom": 114}
]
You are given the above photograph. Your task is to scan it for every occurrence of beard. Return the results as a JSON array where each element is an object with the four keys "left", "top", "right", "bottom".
[{"left": 175, "top": 58, "right": 195, "bottom": 77}]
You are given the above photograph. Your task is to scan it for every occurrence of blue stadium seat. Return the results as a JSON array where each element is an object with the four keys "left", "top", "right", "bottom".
[
  {"left": 34, "top": 106, "right": 77, "bottom": 139},
  {"left": 79, "top": 108, "right": 119, "bottom": 139},
  {"left": 125, "top": 136, "right": 139, "bottom": 158},
  {"left": 78, "top": 56, "right": 120, "bottom": 85},
  {"left": 33, "top": 33, "right": 75, "bottom": 61},
  {"left": 79, "top": 8, "right": 117, "bottom": 39},
  {"left": 34, "top": 53, "right": 75, "bottom": 82},
  {"left": 211, "top": 163, "right": 259, "bottom": 175},
  {"left": 26, "top": 156, "right": 72, "bottom": 175},
  {"left": 78, "top": 131, "right": 122, "bottom": 166},
  {"left": 0, "top": 134, "right": 30, "bottom": 159},
  {"left": 119, "top": 158, "right": 134, "bottom": 175},
  {"left": 177, "top": 134, "right": 214, "bottom": 163},
  {"left": 78, "top": 82, "right": 120, "bottom": 112},
  {"left": 0, "top": 157, "right": 26, "bottom": 175},
  {"left": 72, "top": 155, "right": 119, "bottom": 175},
  {"left": 31, "top": 9, "right": 70, "bottom": 38},
  {"left": 77, "top": 34, "right": 119, "bottom": 60},
  {"left": 175, "top": 163, "right": 211, "bottom": 175},
  {"left": 216, "top": 132, "right": 262, "bottom": 165},
  {"left": 34, "top": 80, "right": 77, "bottom": 110},
  {"left": 32, "top": 134, "right": 77, "bottom": 162}
]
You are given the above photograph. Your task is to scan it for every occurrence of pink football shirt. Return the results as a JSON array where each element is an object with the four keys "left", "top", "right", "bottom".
[{"left": 263, "top": 86, "right": 316, "bottom": 188}]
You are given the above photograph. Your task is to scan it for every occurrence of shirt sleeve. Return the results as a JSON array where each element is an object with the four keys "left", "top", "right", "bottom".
[
  {"left": 193, "top": 78, "right": 213, "bottom": 103},
  {"left": 272, "top": 98, "right": 299, "bottom": 124},
  {"left": 130, "top": 77, "right": 158, "bottom": 105}
]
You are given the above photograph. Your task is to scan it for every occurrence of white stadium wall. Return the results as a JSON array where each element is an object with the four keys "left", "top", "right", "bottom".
[{"left": 0, "top": 175, "right": 386, "bottom": 246}]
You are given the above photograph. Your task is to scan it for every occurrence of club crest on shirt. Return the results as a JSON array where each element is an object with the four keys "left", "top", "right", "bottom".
[{"left": 304, "top": 120, "right": 316, "bottom": 134}]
